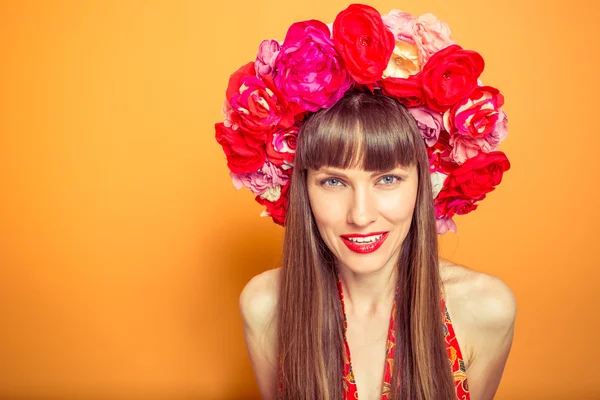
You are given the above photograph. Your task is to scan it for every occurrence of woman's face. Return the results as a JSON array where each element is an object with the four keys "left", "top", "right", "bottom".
[{"left": 307, "top": 164, "right": 419, "bottom": 275}]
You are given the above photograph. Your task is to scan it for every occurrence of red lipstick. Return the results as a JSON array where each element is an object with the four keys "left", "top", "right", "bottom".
[{"left": 340, "top": 232, "right": 389, "bottom": 254}]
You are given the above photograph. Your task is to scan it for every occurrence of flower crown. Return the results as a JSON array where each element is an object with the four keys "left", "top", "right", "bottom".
[{"left": 215, "top": 3, "right": 510, "bottom": 234}]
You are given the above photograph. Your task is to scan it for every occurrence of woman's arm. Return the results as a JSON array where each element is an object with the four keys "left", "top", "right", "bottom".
[{"left": 239, "top": 268, "right": 280, "bottom": 400}]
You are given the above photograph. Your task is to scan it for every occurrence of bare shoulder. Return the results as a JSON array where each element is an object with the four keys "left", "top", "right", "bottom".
[
  {"left": 439, "top": 259, "right": 517, "bottom": 399},
  {"left": 239, "top": 268, "right": 281, "bottom": 399},
  {"left": 239, "top": 267, "right": 281, "bottom": 333},
  {"left": 440, "top": 259, "right": 517, "bottom": 330}
]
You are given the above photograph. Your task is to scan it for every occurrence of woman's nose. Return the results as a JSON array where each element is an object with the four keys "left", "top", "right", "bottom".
[{"left": 346, "top": 186, "right": 377, "bottom": 227}]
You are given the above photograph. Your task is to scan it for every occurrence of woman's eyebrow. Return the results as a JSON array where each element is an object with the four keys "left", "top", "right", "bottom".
[
  {"left": 371, "top": 168, "right": 409, "bottom": 175},
  {"left": 315, "top": 168, "right": 408, "bottom": 177},
  {"left": 315, "top": 168, "right": 349, "bottom": 178}
]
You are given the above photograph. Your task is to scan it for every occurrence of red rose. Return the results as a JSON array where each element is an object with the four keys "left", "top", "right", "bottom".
[
  {"left": 449, "top": 151, "right": 510, "bottom": 198},
  {"left": 333, "top": 4, "right": 395, "bottom": 84},
  {"left": 225, "top": 62, "right": 298, "bottom": 138},
  {"left": 255, "top": 180, "right": 290, "bottom": 226},
  {"left": 378, "top": 74, "right": 423, "bottom": 107},
  {"left": 427, "top": 130, "right": 457, "bottom": 174},
  {"left": 443, "top": 86, "right": 505, "bottom": 138},
  {"left": 435, "top": 197, "right": 479, "bottom": 219},
  {"left": 421, "top": 45, "right": 484, "bottom": 112},
  {"left": 266, "top": 125, "right": 298, "bottom": 167},
  {"left": 215, "top": 123, "right": 266, "bottom": 174},
  {"left": 434, "top": 151, "right": 510, "bottom": 218}
]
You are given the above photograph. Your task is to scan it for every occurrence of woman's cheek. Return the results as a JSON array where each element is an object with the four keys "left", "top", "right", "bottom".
[
  {"left": 378, "top": 189, "right": 417, "bottom": 222},
  {"left": 309, "top": 189, "right": 345, "bottom": 227},
  {"left": 318, "top": 193, "right": 348, "bottom": 225}
]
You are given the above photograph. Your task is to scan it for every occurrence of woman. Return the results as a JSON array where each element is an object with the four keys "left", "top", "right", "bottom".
[{"left": 216, "top": 5, "right": 515, "bottom": 399}]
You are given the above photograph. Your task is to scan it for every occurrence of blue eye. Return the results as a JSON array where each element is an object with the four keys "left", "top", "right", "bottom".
[
  {"left": 321, "top": 178, "right": 344, "bottom": 187},
  {"left": 378, "top": 175, "right": 401, "bottom": 185}
]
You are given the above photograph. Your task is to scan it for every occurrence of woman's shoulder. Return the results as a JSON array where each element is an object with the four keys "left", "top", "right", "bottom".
[
  {"left": 239, "top": 267, "right": 281, "bottom": 334},
  {"left": 239, "top": 268, "right": 281, "bottom": 399},
  {"left": 439, "top": 259, "right": 517, "bottom": 329},
  {"left": 439, "top": 258, "right": 517, "bottom": 379}
]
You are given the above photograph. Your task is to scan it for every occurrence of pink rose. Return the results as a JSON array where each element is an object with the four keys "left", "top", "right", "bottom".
[
  {"left": 221, "top": 100, "right": 237, "bottom": 130},
  {"left": 266, "top": 125, "right": 298, "bottom": 168},
  {"left": 449, "top": 135, "right": 483, "bottom": 164},
  {"left": 408, "top": 106, "right": 444, "bottom": 146},
  {"left": 426, "top": 130, "right": 456, "bottom": 174},
  {"left": 444, "top": 86, "right": 505, "bottom": 138},
  {"left": 255, "top": 39, "right": 281, "bottom": 78},
  {"left": 380, "top": 11, "right": 422, "bottom": 79},
  {"left": 449, "top": 109, "right": 509, "bottom": 164},
  {"left": 436, "top": 217, "right": 457, "bottom": 234},
  {"left": 231, "top": 162, "right": 289, "bottom": 199},
  {"left": 256, "top": 180, "right": 290, "bottom": 226},
  {"left": 225, "top": 62, "right": 297, "bottom": 137},
  {"left": 382, "top": 9, "right": 417, "bottom": 43},
  {"left": 413, "top": 13, "right": 455, "bottom": 65},
  {"left": 485, "top": 109, "right": 508, "bottom": 148},
  {"left": 274, "top": 20, "right": 353, "bottom": 112}
]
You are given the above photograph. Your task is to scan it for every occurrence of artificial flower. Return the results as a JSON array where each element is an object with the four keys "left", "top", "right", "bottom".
[{"left": 333, "top": 4, "right": 395, "bottom": 84}]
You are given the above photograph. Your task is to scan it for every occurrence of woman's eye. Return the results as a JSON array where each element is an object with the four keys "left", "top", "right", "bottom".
[
  {"left": 321, "top": 178, "right": 343, "bottom": 187},
  {"left": 378, "top": 175, "right": 401, "bottom": 185}
]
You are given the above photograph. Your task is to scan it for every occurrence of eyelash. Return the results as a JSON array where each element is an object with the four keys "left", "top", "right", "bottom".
[{"left": 320, "top": 174, "right": 403, "bottom": 187}]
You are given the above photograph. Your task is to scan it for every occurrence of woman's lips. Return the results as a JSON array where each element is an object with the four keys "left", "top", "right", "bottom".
[{"left": 340, "top": 232, "right": 389, "bottom": 254}]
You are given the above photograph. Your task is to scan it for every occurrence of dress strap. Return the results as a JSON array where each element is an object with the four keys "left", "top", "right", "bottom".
[{"left": 441, "top": 294, "right": 470, "bottom": 399}]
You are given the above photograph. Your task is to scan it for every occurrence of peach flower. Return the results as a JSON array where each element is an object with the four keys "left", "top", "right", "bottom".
[{"left": 382, "top": 40, "right": 420, "bottom": 78}]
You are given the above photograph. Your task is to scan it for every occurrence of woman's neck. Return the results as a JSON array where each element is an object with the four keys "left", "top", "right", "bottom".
[{"left": 337, "top": 262, "right": 397, "bottom": 318}]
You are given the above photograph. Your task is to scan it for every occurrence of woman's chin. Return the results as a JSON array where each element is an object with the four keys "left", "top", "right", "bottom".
[{"left": 336, "top": 253, "right": 397, "bottom": 276}]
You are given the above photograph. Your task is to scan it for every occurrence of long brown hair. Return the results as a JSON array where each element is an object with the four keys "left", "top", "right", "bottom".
[{"left": 278, "top": 91, "right": 455, "bottom": 399}]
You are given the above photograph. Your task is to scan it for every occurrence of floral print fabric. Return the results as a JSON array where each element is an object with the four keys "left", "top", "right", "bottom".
[{"left": 337, "top": 279, "right": 470, "bottom": 400}]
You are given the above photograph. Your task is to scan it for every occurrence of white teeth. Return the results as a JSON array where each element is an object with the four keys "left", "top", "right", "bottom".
[{"left": 347, "top": 234, "right": 383, "bottom": 244}]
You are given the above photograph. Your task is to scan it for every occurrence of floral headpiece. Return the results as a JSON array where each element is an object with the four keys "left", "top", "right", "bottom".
[{"left": 215, "top": 4, "right": 510, "bottom": 234}]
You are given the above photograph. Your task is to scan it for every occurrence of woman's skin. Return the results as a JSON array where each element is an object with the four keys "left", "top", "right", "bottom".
[{"left": 240, "top": 165, "right": 516, "bottom": 400}]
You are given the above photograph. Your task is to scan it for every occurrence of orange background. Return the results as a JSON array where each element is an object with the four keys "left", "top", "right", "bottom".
[{"left": 0, "top": 0, "right": 598, "bottom": 399}]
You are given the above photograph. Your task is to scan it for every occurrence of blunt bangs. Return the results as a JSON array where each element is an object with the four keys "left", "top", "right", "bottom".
[{"left": 296, "top": 91, "right": 422, "bottom": 172}]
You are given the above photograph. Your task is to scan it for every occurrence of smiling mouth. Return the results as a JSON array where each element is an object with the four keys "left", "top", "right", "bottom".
[{"left": 340, "top": 232, "right": 389, "bottom": 254}]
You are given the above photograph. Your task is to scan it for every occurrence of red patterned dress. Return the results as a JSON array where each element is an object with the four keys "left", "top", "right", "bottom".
[{"left": 337, "top": 279, "right": 470, "bottom": 400}]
